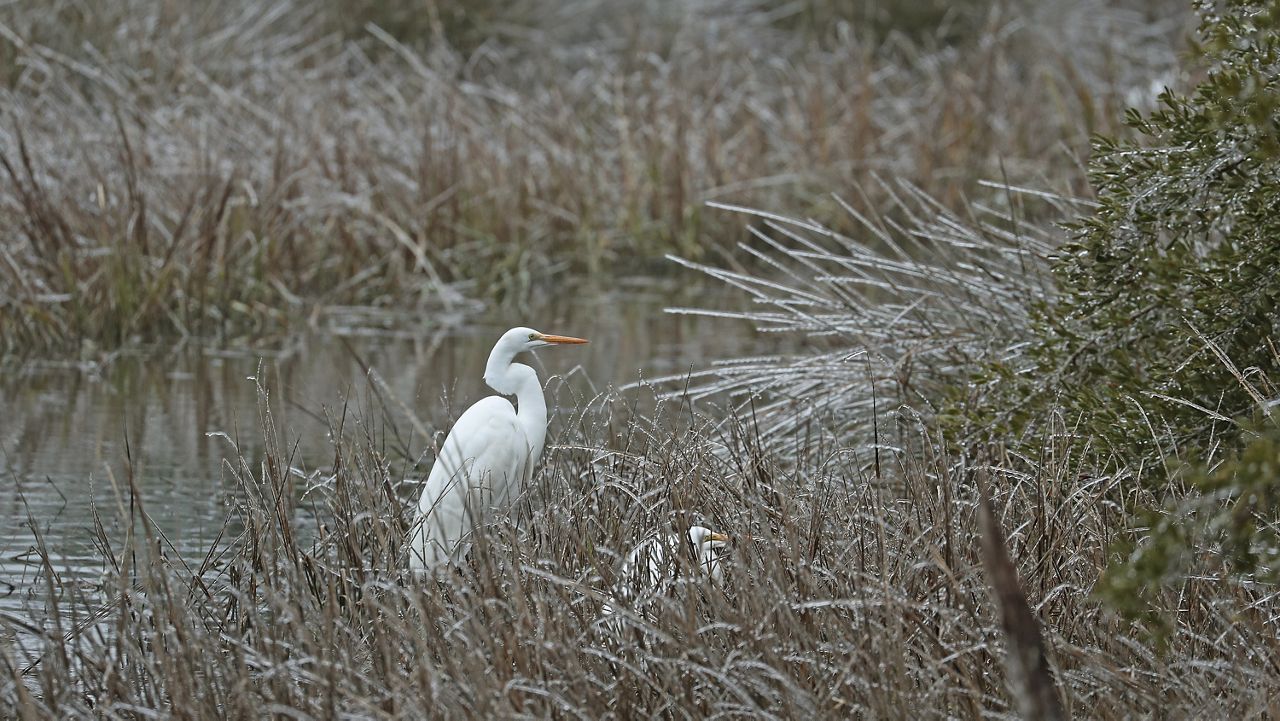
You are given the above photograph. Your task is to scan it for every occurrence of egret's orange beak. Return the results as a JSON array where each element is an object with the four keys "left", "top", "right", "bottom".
[
  {"left": 535, "top": 333, "right": 589, "bottom": 345},
  {"left": 708, "top": 532, "right": 730, "bottom": 543}
]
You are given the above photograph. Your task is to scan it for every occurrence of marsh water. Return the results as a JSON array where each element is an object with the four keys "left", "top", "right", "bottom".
[{"left": 0, "top": 280, "right": 765, "bottom": 628}]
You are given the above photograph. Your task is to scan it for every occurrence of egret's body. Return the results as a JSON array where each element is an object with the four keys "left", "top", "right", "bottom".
[
  {"left": 407, "top": 327, "right": 586, "bottom": 572},
  {"left": 600, "top": 525, "right": 730, "bottom": 631}
]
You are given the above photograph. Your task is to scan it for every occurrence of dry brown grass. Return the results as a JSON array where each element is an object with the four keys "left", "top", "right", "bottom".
[
  {"left": 0, "top": 0, "right": 1185, "bottom": 354},
  {"left": 3, "top": 179, "right": 1276, "bottom": 716},
  {"left": 2, "top": 370, "right": 1276, "bottom": 717}
]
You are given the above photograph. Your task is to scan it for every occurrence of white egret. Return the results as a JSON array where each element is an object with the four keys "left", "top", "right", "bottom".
[
  {"left": 600, "top": 525, "right": 730, "bottom": 631},
  {"left": 407, "top": 327, "right": 587, "bottom": 572}
]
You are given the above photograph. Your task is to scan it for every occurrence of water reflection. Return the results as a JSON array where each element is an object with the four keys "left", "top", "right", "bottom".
[{"left": 0, "top": 280, "right": 762, "bottom": 618}]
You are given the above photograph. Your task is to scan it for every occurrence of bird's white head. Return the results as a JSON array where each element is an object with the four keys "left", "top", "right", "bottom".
[
  {"left": 687, "top": 525, "right": 730, "bottom": 584},
  {"left": 688, "top": 525, "right": 730, "bottom": 551},
  {"left": 497, "top": 326, "right": 590, "bottom": 354},
  {"left": 484, "top": 327, "right": 589, "bottom": 397}
]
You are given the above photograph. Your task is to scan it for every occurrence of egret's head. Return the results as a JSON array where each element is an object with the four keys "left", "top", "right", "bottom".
[
  {"left": 499, "top": 326, "right": 589, "bottom": 353},
  {"left": 687, "top": 525, "right": 730, "bottom": 583},
  {"left": 687, "top": 525, "right": 730, "bottom": 553}
]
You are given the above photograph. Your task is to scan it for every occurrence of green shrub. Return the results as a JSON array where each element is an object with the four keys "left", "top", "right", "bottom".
[
  {"left": 1035, "top": 0, "right": 1280, "bottom": 467},
  {"left": 993, "top": 0, "right": 1280, "bottom": 623},
  {"left": 1099, "top": 418, "right": 1280, "bottom": 632}
]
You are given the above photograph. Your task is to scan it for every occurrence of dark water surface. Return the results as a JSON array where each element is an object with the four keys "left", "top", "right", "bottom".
[{"left": 0, "top": 280, "right": 762, "bottom": 626}]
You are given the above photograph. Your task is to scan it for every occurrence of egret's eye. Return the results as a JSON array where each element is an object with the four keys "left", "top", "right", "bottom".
[{"left": 528, "top": 333, "right": 538, "bottom": 341}]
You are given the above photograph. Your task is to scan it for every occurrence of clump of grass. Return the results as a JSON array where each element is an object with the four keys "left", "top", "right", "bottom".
[
  {"left": 0, "top": 0, "right": 1185, "bottom": 355},
  {"left": 652, "top": 160, "right": 1280, "bottom": 711},
  {"left": 3, "top": 367, "right": 1278, "bottom": 716},
  {"left": 656, "top": 178, "right": 1078, "bottom": 451}
]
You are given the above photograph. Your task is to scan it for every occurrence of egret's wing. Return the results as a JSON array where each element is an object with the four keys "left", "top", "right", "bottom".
[
  {"left": 600, "top": 532, "right": 683, "bottom": 635},
  {"left": 600, "top": 531, "right": 729, "bottom": 635},
  {"left": 407, "top": 396, "right": 529, "bottom": 571},
  {"left": 616, "top": 532, "right": 681, "bottom": 598},
  {"left": 699, "top": 544, "right": 727, "bottom": 584}
]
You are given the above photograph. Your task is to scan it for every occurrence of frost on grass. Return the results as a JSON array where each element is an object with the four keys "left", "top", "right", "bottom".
[
  {"left": 3, "top": 340, "right": 1278, "bottom": 717},
  {"left": 0, "top": 0, "right": 1183, "bottom": 352}
]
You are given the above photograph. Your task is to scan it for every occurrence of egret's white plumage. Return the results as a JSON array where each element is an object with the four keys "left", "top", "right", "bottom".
[
  {"left": 601, "top": 525, "right": 730, "bottom": 631},
  {"left": 407, "top": 327, "right": 587, "bottom": 572}
]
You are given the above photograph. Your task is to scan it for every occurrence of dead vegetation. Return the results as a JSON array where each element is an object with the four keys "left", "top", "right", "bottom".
[
  {"left": 2, "top": 369, "right": 1276, "bottom": 717},
  {"left": 0, "top": 0, "right": 1183, "bottom": 354},
  {"left": 4, "top": 179, "right": 1277, "bottom": 716}
]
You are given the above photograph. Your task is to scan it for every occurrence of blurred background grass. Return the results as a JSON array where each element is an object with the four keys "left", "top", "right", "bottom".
[{"left": 0, "top": 0, "right": 1188, "bottom": 355}]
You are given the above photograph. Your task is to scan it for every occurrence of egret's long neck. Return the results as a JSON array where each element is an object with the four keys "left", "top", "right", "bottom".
[{"left": 483, "top": 346, "right": 547, "bottom": 463}]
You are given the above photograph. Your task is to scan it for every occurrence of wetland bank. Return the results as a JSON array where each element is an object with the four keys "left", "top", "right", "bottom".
[{"left": 3, "top": 0, "right": 1279, "bottom": 717}]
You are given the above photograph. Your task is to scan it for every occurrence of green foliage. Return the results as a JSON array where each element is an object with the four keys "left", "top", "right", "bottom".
[
  {"left": 1035, "top": 0, "right": 1280, "bottom": 465},
  {"left": 984, "top": 0, "right": 1280, "bottom": 626},
  {"left": 1100, "top": 420, "right": 1280, "bottom": 632},
  {"left": 1190, "top": 419, "right": 1280, "bottom": 578}
]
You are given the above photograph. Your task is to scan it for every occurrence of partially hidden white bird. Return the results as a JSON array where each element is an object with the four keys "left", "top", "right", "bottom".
[
  {"left": 407, "top": 327, "right": 588, "bottom": 572},
  {"left": 600, "top": 525, "right": 730, "bottom": 631}
]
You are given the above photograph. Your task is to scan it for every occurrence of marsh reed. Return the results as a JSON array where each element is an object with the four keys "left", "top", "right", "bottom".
[{"left": 0, "top": 0, "right": 1184, "bottom": 354}]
